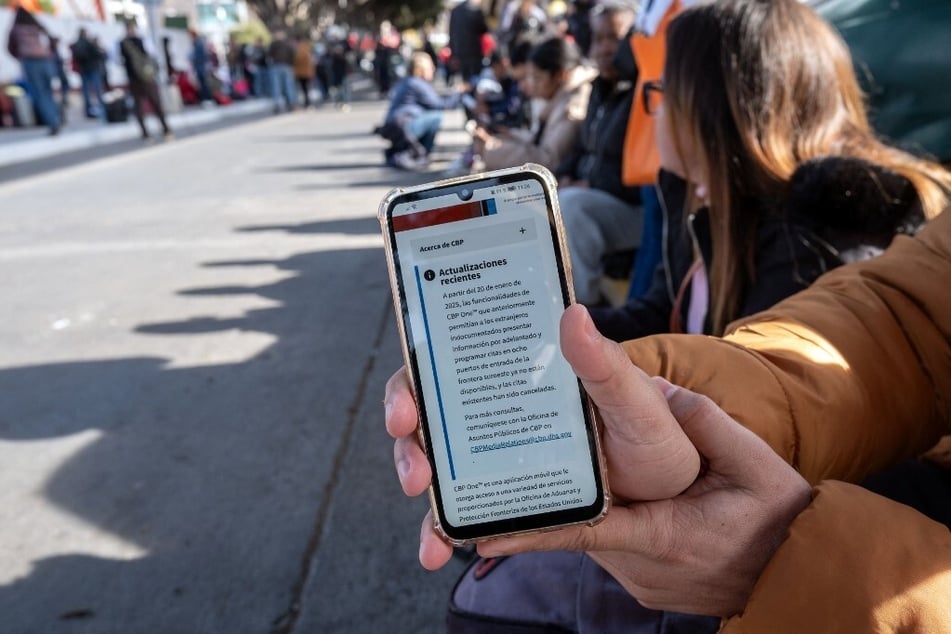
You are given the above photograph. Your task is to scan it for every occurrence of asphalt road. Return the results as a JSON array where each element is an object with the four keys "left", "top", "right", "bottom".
[{"left": 0, "top": 102, "right": 469, "bottom": 633}]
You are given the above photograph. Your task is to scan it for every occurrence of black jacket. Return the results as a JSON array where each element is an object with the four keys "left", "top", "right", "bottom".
[
  {"left": 70, "top": 35, "right": 104, "bottom": 74},
  {"left": 555, "top": 76, "right": 640, "bottom": 205},
  {"left": 590, "top": 157, "right": 925, "bottom": 342},
  {"left": 448, "top": 2, "right": 488, "bottom": 66},
  {"left": 119, "top": 36, "right": 155, "bottom": 84}
]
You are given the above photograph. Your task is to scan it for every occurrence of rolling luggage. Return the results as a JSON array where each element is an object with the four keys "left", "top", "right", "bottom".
[
  {"left": 103, "top": 89, "right": 128, "bottom": 123},
  {"left": 4, "top": 85, "right": 35, "bottom": 127}
]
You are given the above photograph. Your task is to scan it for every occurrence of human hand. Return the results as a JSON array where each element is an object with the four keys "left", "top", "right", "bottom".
[
  {"left": 384, "top": 304, "right": 703, "bottom": 570},
  {"left": 477, "top": 375, "right": 813, "bottom": 618},
  {"left": 471, "top": 124, "right": 495, "bottom": 144},
  {"left": 489, "top": 124, "right": 513, "bottom": 139}
]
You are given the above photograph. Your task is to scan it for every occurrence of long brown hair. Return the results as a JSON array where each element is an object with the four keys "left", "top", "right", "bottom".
[{"left": 664, "top": 0, "right": 951, "bottom": 334}]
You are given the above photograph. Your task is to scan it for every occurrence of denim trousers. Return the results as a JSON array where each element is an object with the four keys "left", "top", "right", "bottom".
[
  {"left": 559, "top": 187, "right": 644, "bottom": 305},
  {"left": 270, "top": 64, "right": 296, "bottom": 110},
  {"left": 80, "top": 69, "right": 105, "bottom": 117},
  {"left": 407, "top": 110, "right": 443, "bottom": 153},
  {"left": 21, "top": 58, "right": 60, "bottom": 130}
]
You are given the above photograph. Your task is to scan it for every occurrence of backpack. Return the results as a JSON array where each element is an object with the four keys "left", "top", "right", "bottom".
[
  {"left": 70, "top": 38, "right": 93, "bottom": 65},
  {"left": 122, "top": 38, "right": 157, "bottom": 82},
  {"left": 447, "top": 552, "right": 720, "bottom": 633}
]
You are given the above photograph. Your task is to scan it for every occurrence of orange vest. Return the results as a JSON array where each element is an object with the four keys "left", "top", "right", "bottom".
[{"left": 622, "top": 1, "right": 681, "bottom": 186}]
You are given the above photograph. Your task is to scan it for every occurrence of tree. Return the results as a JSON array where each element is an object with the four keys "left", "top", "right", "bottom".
[
  {"left": 334, "top": 0, "right": 444, "bottom": 30},
  {"left": 230, "top": 20, "right": 272, "bottom": 45},
  {"left": 244, "top": 0, "right": 322, "bottom": 30},
  {"left": 244, "top": 0, "right": 444, "bottom": 33}
]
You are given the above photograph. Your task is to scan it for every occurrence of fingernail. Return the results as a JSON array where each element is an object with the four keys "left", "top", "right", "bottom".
[
  {"left": 384, "top": 399, "right": 393, "bottom": 419},
  {"left": 397, "top": 457, "right": 410, "bottom": 480},
  {"left": 418, "top": 527, "right": 427, "bottom": 561},
  {"left": 652, "top": 376, "right": 678, "bottom": 399},
  {"left": 580, "top": 306, "right": 600, "bottom": 341}
]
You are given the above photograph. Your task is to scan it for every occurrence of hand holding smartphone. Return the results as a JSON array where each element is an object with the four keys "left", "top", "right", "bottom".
[{"left": 380, "top": 164, "right": 609, "bottom": 544}]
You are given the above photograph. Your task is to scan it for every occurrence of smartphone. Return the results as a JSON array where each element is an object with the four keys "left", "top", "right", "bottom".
[{"left": 379, "top": 164, "right": 609, "bottom": 544}]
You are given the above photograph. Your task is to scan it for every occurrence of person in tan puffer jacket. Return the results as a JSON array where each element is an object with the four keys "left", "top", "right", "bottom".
[
  {"left": 611, "top": 208, "right": 951, "bottom": 632},
  {"left": 475, "top": 36, "right": 596, "bottom": 172},
  {"left": 388, "top": 204, "right": 950, "bottom": 631}
]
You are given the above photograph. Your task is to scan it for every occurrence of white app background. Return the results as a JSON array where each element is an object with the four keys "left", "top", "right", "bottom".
[{"left": 393, "top": 180, "right": 597, "bottom": 526}]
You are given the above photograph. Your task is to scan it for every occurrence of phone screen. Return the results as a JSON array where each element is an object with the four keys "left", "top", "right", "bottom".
[{"left": 381, "top": 166, "right": 606, "bottom": 542}]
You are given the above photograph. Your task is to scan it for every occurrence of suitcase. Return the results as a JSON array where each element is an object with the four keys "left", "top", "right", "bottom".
[
  {"left": 4, "top": 86, "right": 36, "bottom": 127},
  {"left": 161, "top": 84, "right": 183, "bottom": 113},
  {"left": 103, "top": 90, "right": 128, "bottom": 123}
]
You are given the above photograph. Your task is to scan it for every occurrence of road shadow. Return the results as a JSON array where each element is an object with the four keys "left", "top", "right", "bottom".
[
  {"left": 0, "top": 239, "right": 462, "bottom": 632},
  {"left": 250, "top": 132, "right": 376, "bottom": 143},
  {"left": 234, "top": 217, "right": 379, "bottom": 236},
  {"left": 259, "top": 162, "right": 385, "bottom": 173}
]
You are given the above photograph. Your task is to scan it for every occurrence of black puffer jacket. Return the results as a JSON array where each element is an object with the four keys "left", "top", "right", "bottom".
[
  {"left": 554, "top": 76, "right": 641, "bottom": 205},
  {"left": 590, "top": 157, "right": 926, "bottom": 342}
]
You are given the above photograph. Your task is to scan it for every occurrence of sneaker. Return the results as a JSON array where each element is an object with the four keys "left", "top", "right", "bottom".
[
  {"left": 443, "top": 155, "right": 471, "bottom": 178},
  {"left": 389, "top": 150, "right": 427, "bottom": 171}
]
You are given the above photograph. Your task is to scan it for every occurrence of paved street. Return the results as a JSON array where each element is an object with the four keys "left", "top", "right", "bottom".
[{"left": 0, "top": 101, "right": 469, "bottom": 633}]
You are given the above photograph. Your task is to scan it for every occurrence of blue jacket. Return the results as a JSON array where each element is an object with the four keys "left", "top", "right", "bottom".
[{"left": 385, "top": 77, "right": 461, "bottom": 122}]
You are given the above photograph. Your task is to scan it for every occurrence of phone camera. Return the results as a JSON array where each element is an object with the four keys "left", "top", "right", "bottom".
[{"left": 459, "top": 188, "right": 473, "bottom": 201}]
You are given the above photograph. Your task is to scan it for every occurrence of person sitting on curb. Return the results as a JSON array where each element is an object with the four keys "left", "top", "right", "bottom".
[
  {"left": 587, "top": 0, "right": 951, "bottom": 343},
  {"left": 442, "top": 43, "right": 535, "bottom": 178},
  {"left": 380, "top": 51, "right": 468, "bottom": 171},
  {"left": 554, "top": 1, "right": 643, "bottom": 306},
  {"left": 473, "top": 36, "right": 596, "bottom": 173}
]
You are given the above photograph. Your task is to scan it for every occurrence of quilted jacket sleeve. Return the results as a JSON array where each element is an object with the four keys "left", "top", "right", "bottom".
[
  {"left": 483, "top": 71, "right": 593, "bottom": 172},
  {"left": 620, "top": 210, "right": 951, "bottom": 630},
  {"left": 621, "top": 211, "right": 951, "bottom": 484},
  {"left": 721, "top": 481, "right": 951, "bottom": 632}
]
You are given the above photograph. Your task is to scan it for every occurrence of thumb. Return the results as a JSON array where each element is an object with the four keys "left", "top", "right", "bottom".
[
  {"left": 662, "top": 383, "right": 786, "bottom": 484},
  {"left": 560, "top": 304, "right": 699, "bottom": 500}
]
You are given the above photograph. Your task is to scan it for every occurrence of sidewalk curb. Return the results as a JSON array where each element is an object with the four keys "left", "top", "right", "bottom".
[{"left": 0, "top": 99, "right": 273, "bottom": 169}]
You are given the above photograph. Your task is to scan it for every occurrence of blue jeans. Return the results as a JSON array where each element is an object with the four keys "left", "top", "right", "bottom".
[
  {"left": 80, "top": 69, "right": 105, "bottom": 117},
  {"left": 628, "top": 185, "right": 664, "bottom": 300},
  {"left": 254, "top": 66, "right": 270, "bottom": 97},
  {"left": 332, "top": 76, "right": 350, "bottom": 105},
  {"left": 270, "top": 64, "right": 296, "bottom": 111},
  {"left": 560, "top": 187, "right": 643, "bottom": 305},
  {"left": 195, "top": 67, "right": 212, "bottom": 102},
  {"left": 21, "top": 58, "right": 60, "bottom": 130},
  {"left": 407, "top": 110, "right": 442, "bottom": 154}
]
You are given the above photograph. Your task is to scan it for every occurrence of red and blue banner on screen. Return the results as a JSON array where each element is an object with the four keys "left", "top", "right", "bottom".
[{"left": 393, "top": 199, "right": 497, "bottom": 233}]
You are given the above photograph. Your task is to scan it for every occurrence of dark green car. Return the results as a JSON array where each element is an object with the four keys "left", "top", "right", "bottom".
[{"left": 814, "top": 0, "right": 951, "bottom": 162}]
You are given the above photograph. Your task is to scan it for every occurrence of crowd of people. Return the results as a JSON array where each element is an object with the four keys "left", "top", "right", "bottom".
[
  {"left": 2, "top": 6, "right": 394, "bottom": 136},
  {"left": 4, "top": 0, "right": 950, "bottom": 629},
  {"left": 381, "top": 0, "right": 951, "bottom": 632}
]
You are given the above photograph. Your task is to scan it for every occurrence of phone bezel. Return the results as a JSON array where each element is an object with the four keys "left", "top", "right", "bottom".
[{"left": 379, "top": 164, "right": 608, "bottom": 544}]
